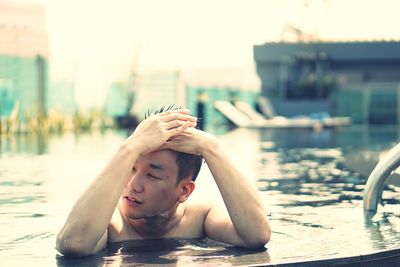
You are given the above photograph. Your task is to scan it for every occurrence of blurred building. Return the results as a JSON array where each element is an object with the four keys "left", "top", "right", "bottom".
[
  {"left": 48, "top": 80, "right": 77, "bottom": 115},
  {"left": 104, "top": 81, "right": 131, "bottom": 118},
  {"left": 0, "top": 1, "right": 49, "bottom": 118},
  {"left": 254, "top": 41, "right": 400, "bottom": 124},
  {"left": 131, "top": 70, "right": 185, "bottom": 120},
  {"left": 104, "top": 80, "right": 138, "bottom": 128},
  {"left": 105, "top": 68, "right": 260, "bottom": 131}
]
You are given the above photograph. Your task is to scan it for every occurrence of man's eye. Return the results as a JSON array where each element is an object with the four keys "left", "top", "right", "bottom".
[{"left": 148, "top": 174, "right": 161, "bottom": 180}]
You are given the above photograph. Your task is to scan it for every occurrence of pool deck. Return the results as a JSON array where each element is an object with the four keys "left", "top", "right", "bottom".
[{"left": 55, "top": 238, "right": 400, "bottom": 267}]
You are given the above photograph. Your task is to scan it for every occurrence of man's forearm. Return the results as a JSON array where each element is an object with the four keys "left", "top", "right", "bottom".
[
  {"left": 56, "top": 144, "right": 139, "bottom": 255},
  {"left": 203, "top": 144, "right": 271, "bottom": 247}
]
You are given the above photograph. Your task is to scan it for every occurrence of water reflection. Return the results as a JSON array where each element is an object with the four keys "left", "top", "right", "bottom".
[
  {"left": 259, "top": 125, "right": 400, "bottom": 151},
  {"left": 0, "top": 132, "right": 49, "bottom": 155},
  {"left": 256, "top": 126, "right": 400, "bottom": 209},
  {"left": 56, "top": 239, "right": 270, "bottom": 267}
]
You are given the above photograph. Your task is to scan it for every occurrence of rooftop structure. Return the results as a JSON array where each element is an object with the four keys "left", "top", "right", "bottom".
[
  {"left": 254, "top": 41, "right": 400, "bottom": 98},
  {"left": 0, "top": 2, "right": 48, "bottom": 58},
  {"left": 253, "top": 41, "right": 400, "bottom": 124},
  {"left": 0, "top": 1, "right": 49, "bottom": 118}
]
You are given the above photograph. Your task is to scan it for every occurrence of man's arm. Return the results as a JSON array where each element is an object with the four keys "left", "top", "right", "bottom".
[
  {"left": 56, "top": 109, "right": 197, "bottom": 256},
  {"left": 162, "top": 128, "right": 271, "bottom": 248}
]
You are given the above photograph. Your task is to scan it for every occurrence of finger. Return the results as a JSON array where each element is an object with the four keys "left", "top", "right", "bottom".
[
  {"left": 169, "top": 121, "right": 192, "bottom": 135},
  {"left": 186, "top": 121, "right": 197, "bottom": 129},
  {"left": 167, "top": 135, "right": 184, "bottom": 143},
  {"left": 165, "top": 120, "right": 196, "bottom": 130},
  {"left": 164, "top": 120, "right": 184, "bottom": 130},
  {"left": 163, "top": 113, "right": 197, "bottom": 123},
  {"left": 157, "top": 140, "right": 179, "bottom": 151},
  {"left": 159, "top": 109, "right": 190, "bottom": 117}
]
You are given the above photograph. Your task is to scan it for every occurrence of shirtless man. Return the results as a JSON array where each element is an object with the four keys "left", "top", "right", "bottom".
[{"left": 56, "top": 107, "right": 271, "bottom": 256}]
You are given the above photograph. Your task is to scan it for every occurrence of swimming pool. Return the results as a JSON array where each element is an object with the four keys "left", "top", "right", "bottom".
[{"left": 2, "top": 126, "right": 400, "bottom": 266}]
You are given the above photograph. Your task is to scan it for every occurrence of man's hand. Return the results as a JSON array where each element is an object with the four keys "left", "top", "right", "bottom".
[
  {"left": 124, "top": 109, "right": 197, "bottom": 155},
  {"left": 160, "top": 127, "right": 218, "bottom": 156}
]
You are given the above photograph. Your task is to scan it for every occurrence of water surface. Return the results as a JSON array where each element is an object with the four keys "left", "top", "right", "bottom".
[{"left": 1, "top": 126, "right": 400, "bottom": 266}]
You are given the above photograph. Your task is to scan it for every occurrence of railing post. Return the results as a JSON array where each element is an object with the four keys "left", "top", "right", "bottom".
[{"left": 363, "top": 142, "right": 400, "bottom": 213}]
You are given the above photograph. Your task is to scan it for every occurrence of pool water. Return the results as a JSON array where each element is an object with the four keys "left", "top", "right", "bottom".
[{"left": 2, "top": 126, "right": 400, "bottom": 266}]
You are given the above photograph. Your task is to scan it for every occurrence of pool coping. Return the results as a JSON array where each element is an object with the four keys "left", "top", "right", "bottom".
[{"left": 251, "top": 247, "right": 400, "bottom": 266}]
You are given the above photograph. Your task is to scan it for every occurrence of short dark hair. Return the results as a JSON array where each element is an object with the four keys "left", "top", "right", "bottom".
[
  {"left": 146, "top": 105, "right": 203, "bottom": 183},
  {"left": 176, "top": 152, "right": 203, "bottom": 182}
]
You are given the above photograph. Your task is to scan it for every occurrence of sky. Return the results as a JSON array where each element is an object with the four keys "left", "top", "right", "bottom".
[{"left": 6, "top": 0, "right": 400, "bottom": 107}]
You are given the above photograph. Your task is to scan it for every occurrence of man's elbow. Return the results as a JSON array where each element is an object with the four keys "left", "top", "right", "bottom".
[
  {"left": 56, "top": 233, "right": 93, "bottom": 257},
  {"left": 257, "top": 228, "right": 271, "bottom": 247},
  {"left": 244, "top": 225, "right": 271, "bottom": 248}
]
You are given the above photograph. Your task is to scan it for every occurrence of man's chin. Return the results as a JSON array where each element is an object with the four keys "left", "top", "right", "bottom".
[
  {"left": 119, "top": 201, "right": 169, "bottom": 219},
  {"left": 119, "top": 203, "right": 139, "bottom": 217},
  {"left": 120, "top": 208, "right": 143, "bottom": 220}
]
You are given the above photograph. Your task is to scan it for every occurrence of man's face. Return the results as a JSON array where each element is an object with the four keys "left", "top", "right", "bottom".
[{"left": 120, "top": 149, "right": 182, "bottom": 219}]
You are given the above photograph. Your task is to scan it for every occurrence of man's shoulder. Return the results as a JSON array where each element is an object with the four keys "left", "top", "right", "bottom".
[
  {"left": 183, "top": 200, "right": 214, "bottom": 221},
  {"left": 186, "top": 200, "right": 213, "bottom": 210},
  {"left": 170, "top": 201, "right": 213, "bottom": 238}
]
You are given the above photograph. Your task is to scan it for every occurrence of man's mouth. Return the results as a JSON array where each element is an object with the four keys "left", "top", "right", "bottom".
[{"left": 125, "top": 196, "right": 143, "bottom": 204}]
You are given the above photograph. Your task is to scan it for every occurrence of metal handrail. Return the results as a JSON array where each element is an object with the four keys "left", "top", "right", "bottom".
[{"left": 363, "top": 142, "right": 400, "bottom": 213}]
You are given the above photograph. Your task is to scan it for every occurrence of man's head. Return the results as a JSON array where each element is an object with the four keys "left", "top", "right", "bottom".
[
  {"left": 146, "top": 105, "right": 203, "bottom": 183},
  {"left": 119, "top": 106, "right": 203, "bottom": 219},
  {"left": 121, "top": 149, "right": 201, "bottom": 219}
]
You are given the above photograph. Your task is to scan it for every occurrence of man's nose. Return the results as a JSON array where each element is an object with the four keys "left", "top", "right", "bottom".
[{"left": 127, "top": 173, "right": 144, "bottom": 193}]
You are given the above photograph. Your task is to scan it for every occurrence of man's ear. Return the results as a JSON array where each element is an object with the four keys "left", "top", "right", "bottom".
[{"left": 177, "top": 179, "right": 195, "bottom": 203}]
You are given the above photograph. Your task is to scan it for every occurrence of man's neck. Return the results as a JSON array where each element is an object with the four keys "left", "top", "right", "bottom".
[{"left": 128, "top": 204, "right": 185, "bottom": 239}]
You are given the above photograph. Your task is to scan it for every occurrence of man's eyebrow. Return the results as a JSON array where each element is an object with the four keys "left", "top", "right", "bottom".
[{"left": 149, "top": 163, "right": 165, "bottom": 171}]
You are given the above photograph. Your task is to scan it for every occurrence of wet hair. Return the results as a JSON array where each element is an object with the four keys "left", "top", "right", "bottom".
[
  {"left": 176, "top": 152, "right": 203, "bottom": 182},
  {"left": 145, "top": 105, "right": 203, "bottom": 183}
]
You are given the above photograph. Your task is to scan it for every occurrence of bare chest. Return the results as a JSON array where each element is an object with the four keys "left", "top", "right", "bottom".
[{"left": 108, "top": 208, "right": 207, "bottom": 242}]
